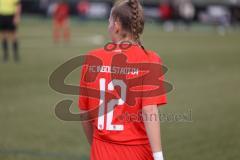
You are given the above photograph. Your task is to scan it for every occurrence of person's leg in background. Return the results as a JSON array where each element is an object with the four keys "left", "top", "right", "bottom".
[
  {"left": 63, "top": 19, "right": 70, "bottom": 42},
  {"left": 9, "top": 31, "right": 19, "bottom": 62},
  {"left": 0, "top": 15, "right": 20, "bottom": 63},
  {"left": 0, "top": 16, "right": 10, "bottom": 62},
  {"left": 1, "top": 32, "right": 9, "bottom": 62},
  {"left": 53, "top": 20, "right": 62, "bottom": 43}
]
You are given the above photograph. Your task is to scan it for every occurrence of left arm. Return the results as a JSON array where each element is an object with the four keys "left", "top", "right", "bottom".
[
  {"left": 81, "top": 119, "right": 93, "bottom": 145},
  {"left": 142, "top": 105, "right": 164, "bottom": 160}
]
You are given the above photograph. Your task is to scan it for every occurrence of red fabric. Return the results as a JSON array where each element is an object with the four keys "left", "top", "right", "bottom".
[
  {"left": 159, "top": 4, "right": 172, "bottom": 20},
  {"left": 90, "top": 138, "right": 154, "bottom": 160},
  {"left": 77, "top": 1, "right": 90, "bottom": 14},
  {"left": 79, "top": 44, "right": 167, "bottom": 145},
  {"left": 54, "top": 3, "right": 69, "bottom": 22}
]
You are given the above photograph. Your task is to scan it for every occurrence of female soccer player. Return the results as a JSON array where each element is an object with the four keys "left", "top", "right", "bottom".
[
  {"left": 79, "top": 0, "right": 167, "bottom": 160},
  {"left": 52, "top": 0, "right": 70, "bottom": 43}
]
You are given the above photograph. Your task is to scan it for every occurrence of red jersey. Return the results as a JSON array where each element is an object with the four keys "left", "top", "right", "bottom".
[
  {"left": 159, "top": 4, "right": 172, "bottom": 20},
  {"left": 79, "top": 44, "right": 167, "bottom": 145},
  {"left": 54, "top": 3, "right": 69, "bottom": 22},
  {"left": 77, "top": 1, "right": 90, "bottom": 14}
]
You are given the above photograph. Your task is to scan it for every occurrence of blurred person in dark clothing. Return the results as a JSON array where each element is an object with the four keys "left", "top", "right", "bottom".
[
  {"left": 0, "top": 0, "right": 21, "bottom": 62},
  {"left": 39, "top": 0, "right": 50, "bottom": 17},
  {"left": 232, "top": 7, "right": 240, "bottom": 27}
]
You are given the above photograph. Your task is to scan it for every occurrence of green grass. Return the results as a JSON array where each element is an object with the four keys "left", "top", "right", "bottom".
[{"left": 0, "top": 17, "right": 240, "bottom": 160}]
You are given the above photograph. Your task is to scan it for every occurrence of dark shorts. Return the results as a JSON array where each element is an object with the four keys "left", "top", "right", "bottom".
[{"left": 0, "top": 15, "right": 17, "bottom": 32}]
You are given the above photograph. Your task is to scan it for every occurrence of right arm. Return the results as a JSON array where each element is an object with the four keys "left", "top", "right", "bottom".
[{"left": 79, "top": 64, "right": 93, "bottom": 145}]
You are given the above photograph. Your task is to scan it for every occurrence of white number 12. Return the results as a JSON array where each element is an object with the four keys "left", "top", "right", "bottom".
[{"left": 98, "top": 78, "right": 126, "bottom": 131}]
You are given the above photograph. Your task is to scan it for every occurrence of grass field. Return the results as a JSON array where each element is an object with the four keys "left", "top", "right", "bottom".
[{"left": 0, "top": 17, "right": 240, "bottom": 160}]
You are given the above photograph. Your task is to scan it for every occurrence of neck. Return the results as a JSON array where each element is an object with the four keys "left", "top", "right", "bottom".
[{"left": 114, "top": 35, "right": 137, "bottom": 44}]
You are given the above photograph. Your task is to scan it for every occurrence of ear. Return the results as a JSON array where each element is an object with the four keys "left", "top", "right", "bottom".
[{"left": 114, "top": 19, "right": 121, "bottom": 34}]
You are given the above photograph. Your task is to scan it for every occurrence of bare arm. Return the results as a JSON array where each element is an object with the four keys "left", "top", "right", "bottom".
[
  {"left": 142, "top": 105, "right": 164, "bottom": 160},
  {"left": 14, "top": 3, "right": 21, "bottom": 25},
  {"left": 80, "top": 109, "right": 93, "bottom": 145},
  {"left": 81, "top": 120, "right": 93, "bottom": 145}
]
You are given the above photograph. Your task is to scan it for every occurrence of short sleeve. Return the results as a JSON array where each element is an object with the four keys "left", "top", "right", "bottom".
[
  {"left": 78, "top": 64, "right": 89, "bottom": 110},
  {"left": 141, "top": 55, "right": 167, "bottom": 107}
]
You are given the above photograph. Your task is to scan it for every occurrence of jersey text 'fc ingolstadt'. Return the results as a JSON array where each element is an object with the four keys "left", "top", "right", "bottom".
[{"left": 79, "top": 44, "right": 167, "bottom": 145}]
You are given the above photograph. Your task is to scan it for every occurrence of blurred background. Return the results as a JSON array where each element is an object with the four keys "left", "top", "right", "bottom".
[{"left": 0, "top": 0, "right": 240, "bottom": 160}]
